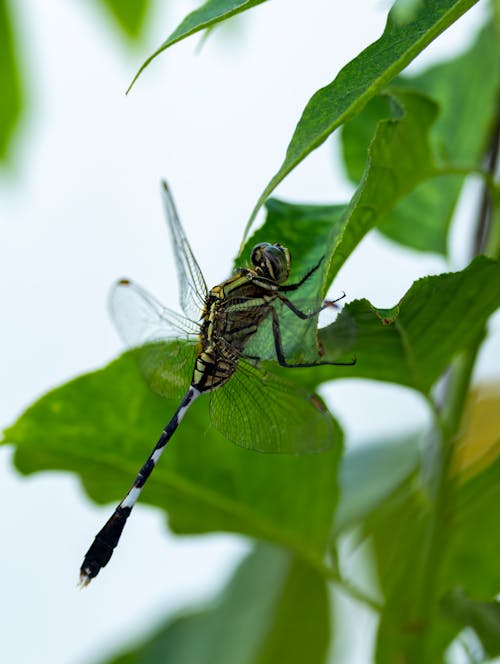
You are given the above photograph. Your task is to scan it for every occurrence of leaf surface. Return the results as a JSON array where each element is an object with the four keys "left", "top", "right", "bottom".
[
  {"left": 327, "top": 90, "right": 438, "bottom": 280},
  {"left": 128, "top": 0, "right": 268, "bottom": 91},
  {"left": 248, "top": 0, "right": 479, "bottom": 228},
  {"left": 317, "top": 256, "right": 500, "bottom": 393},
  {"left": 341, "top": 17, "right": 500, "bottom": 253},
  {"left": 2, "top": 353, "right": 341, "bottom": 566}
]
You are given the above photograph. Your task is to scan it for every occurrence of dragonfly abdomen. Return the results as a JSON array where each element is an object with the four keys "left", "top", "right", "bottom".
[{"left": 79, "top": 386, "right": 200, "bottom": 586}]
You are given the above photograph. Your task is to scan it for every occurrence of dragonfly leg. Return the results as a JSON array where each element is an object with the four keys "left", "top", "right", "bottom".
[
  {"left": 279, "top": 256, "right": 324, "bottom": 292},
  {"left": 270, "top": 308, "right": 355, "bottom": 368},
  {"left": 274, "top": 293, "right": 327, "bottom": 320},
  {"left": 277, "top": 289, "right": 348, "bottom": 320}
]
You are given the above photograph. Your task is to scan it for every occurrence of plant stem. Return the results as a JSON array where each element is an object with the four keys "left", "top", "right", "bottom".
[
  {"left": 435, "top": 164, "right": 497, "bottom": 200},
  {"left": 441, "top": 110, "right": 500, "bottom": 436},
  {"left": 472, "top": 113, "right": 500, "bottom": 258},
  {"left": 411, "top": 109, "right": 500, "bottom": 660},
  {"left": 320, "top": 562, "right": 383, "bottom": 613}
]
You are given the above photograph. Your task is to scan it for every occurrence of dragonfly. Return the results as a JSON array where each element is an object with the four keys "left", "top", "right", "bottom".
[{"left": 79, "top": 181, "right": 355, "bottom": 586}]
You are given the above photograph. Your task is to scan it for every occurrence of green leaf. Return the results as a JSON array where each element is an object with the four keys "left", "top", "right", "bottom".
[
  {"left": 327, "top": 90, "right": 439, "bottom": 280},
  {"left": 341, "top": 16, "right": 500, "bottom": 253},
  {"left": 232, "top": 253, "right": 500, "bottom": 395},
  {"left": 0, "top": 0, "right": 23, "bottom": 162},
  {"left": 341, "top": 94, "right": 393, "bottom": 183},
  {"left": 247, "top": 0, "right": 479, "bottom": 231},
  {"left": 106, "top": 544, "right": 330, "bottom": 664},
  {"left": 442, "top": 589, "right": 500, "bottom": 658},
  {"left": 97, "top": 0, "right": 151, "bottom": 41},
  {"left": 366, "top": 452, "right": 500, "bottom": 662},
  {"left": 401, "top": 20, "right": 500, "bottom": 168},
  {"left": 315, "top": 256, "right": 500, "bottom": 394},
  {"left": 127, "top": 0, "right": 268, "bottom": 92},
  {"left": 2, "top": 352, "right": 342, "bottom": 566},
  {"left": 367, "top": 479, "right": 438, "bottom": 663},
  {"left": 445, "top": 455, "right": 500, "bottom": 599},
  {"left": 238, "top": 199, "right": 500, "bottom": 395},
  {"left": 334, "top": 434, "right": 420, "bottom": 534}
]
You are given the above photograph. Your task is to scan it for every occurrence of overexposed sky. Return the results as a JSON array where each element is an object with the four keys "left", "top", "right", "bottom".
[{"left": 0, "top": 1, "right": 493, "bottom": 663}]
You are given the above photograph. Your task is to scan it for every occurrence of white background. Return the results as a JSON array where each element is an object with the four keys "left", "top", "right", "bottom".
[{"left": 0, "top": 1, "right": 494, "bottom": 663}]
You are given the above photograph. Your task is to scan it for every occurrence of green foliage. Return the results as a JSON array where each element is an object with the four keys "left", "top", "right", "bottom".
[
  {"left": 239, "top": 198, "right": 346, "bottom": 362},
  {"left": 442, "top": 589, "right": 500, "bottom": 658},
  {"left": 334, "top": 434, "right": 421, "bottom": 534},
  {"left": 328, "top": 90, "right": 439, "bottom": 278},
  {"left": 342, "top": 18, "right": 500, "bottom": 253},
  {"left": 365, "top": 454, "right": 500, "bottom": 662},
  {"left": 128, "top": 0, "right": 269, "bottom": 92},
  {"left": 247, "top": 0, "right": 479, "bottom": 230},
  {"left": 0, "top": 0, "right": 22, "bottom": 162},
  {"left": 2, "top": 2, "right": 500, "bottom": 663},
  {"left": 321, "top": 256, "right": 500, "bottom": 392},
  {"left": 97, "top": 0, "right": 151, "bottom": 40},
  {"left": 0, "top": 0, "right": 151, "bottom": 165},
  {"left": 254, "top": 250, "right": 500, "bottom": 394},
  {"left": 4, "top": 352, "right": 341, "bottom": 562}
]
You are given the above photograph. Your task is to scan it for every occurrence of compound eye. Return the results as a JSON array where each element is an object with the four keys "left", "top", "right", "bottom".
[
  {"left": 250, "top": 242, "right": 290, "bottom": 282},
  {"left": 250, "top": 243, "right": 266, "bottom": 267}
]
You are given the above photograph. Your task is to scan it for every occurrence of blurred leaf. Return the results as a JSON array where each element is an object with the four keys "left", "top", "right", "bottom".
[
  {"left": 451, "top": 383, "right": 500, "bottom": 480},
  {"left": 392, "top": 0, "right": 425, "bottom": 24},
  {"left": 97, "top": 0, "right": 151, "bottom": 41},
  {"left": 107, "top": 544, "right": 330, "bottom": 664},
  {"left": 248, "top": 0, "right": 478, "bottom": 228},
  {"left": 0, "top": 0, "right": 22, "bottom": 162},
  {"left": 334, "top": 434, "right": 420, "bottom": 534},
  {"left": 367, "top": 478, "right": 437, "bottom": 663},
  {"left": 400, "top": 21, "right": 500, "bottom": 168},
  {"left": 327, "top": 90, "right": 439, "bottom": 281},
  {"left": 444, "top": 455, "right": 500, "bottom": 599},
  {"left": 383, "top": 14, "right": 500, "bottom": 253},
  {"left": 365, "top": 442, "right": 500, "bottom": 661},
  {"left": 128, "top": 0, "right": 268, "bottom": 91},
  {"left": 341, "top": 17, "right": 500, "bottom": 253},
  {"left": 441, "top": 588, "right": 500, "bottom": 658},
  {"left": 2, "top": 352, "right": 342, "bottom": 566}
]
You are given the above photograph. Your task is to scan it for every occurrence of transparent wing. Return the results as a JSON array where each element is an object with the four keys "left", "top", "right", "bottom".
[
  {"left": 219, "top": 296, "right": 330, "bottom": 364},
  {"left": 110, "top": 279, "right": 198, "bottom": 400},
  {"left": 161, "top": 180, "right": 208, "bottom": 321},
  {"left": 209, "top": 360, "right": 335, "bottom": 454}
]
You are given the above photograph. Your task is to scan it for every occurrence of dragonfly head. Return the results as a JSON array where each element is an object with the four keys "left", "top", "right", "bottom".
[{"left": 250, "top": 243, "right": 291, "bottom": 283}]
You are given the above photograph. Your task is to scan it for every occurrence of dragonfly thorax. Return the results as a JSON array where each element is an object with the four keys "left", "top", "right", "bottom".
[{"left": 250, "top": 243, "right": 291, "bottom": 284}]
